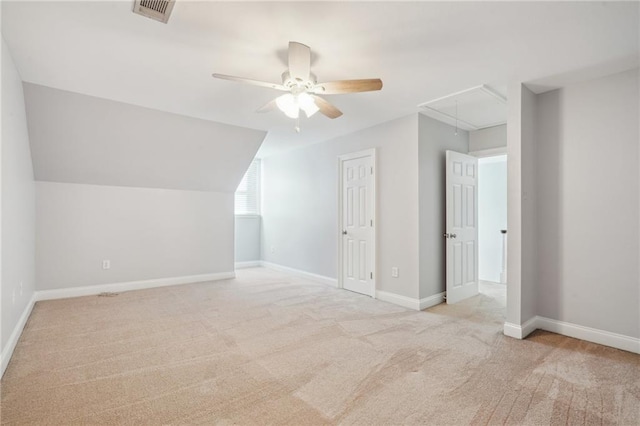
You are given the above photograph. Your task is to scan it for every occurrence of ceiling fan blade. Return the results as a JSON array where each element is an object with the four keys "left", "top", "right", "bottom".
[
  {"left": 311, "top": 95, "right": 343, "bottom": 119},
  {"left": 256, "top": 98, "right": 278, "bottom": 113},
  {"left": 288, "top": 42, "right": 311, "bottom": 82},
  {"left": 313, "top": 79, "right": 383, "bottom": 95},
  {"left": 212, "top": 73, "right": 287, "bottom": 91}
]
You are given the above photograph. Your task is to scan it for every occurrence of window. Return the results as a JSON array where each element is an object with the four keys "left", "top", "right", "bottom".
[{"left": 235, "top": 159, "right": 260, "bottom": 215}]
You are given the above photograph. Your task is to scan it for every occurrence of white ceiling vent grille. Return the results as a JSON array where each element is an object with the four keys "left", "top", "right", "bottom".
[{"left": 133, "top": 0, "right": 176, "bottom": 24}]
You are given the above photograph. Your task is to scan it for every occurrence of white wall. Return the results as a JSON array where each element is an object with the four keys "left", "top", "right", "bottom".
[
  {"left": 36, "top": 182, "right": 234, "bottom": 290},
  {"left": 469, "top": 124, "right": 507, "bottom": 152},
  {"left": 1, "top": 39, "right": 36, "bottom": 352},
  {"left": 535, "top": 69, "right": 639, "bottom": 338},
  {"left": 262, "top": 115, "right": 420, "bottom": 299},
  {"left": 478, "top": 156, "right": 507, "bottom": 283},
  {"left": 235, "top": 216, "right": 261, "bottom": 263},
  {"left": 418, "top": 114, "right": 469, "bottom": 299}
]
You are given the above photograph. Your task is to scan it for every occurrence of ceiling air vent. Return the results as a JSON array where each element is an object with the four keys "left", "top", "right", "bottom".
[{"left": 133, "top": 0, "right": 176, "bottom": 24}]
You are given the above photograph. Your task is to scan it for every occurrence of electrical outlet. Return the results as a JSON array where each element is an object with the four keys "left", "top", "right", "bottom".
[
  {"left": 270, "top": 246, "right": 276, "bottom": 254},
  {"left": 102, "top": 260, "right": 111, "bottom": 270},
  {"left": 391, "top": 267, "right": 399, "bottom": 278}
]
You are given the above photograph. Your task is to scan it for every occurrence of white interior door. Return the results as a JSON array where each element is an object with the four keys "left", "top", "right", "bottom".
[
  {"left": 341, "top": 152, "right": 375, "bottom": 297},
  {"left": 445, "top": 150, "right": 479, "bottom": 304}
]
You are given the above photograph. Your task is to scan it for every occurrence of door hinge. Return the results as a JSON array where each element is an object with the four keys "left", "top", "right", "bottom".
[
  {"left": 370, "top": 219, "right": 373, "bottom": 227},
  {"left": 370, "top": 272, "right": 373, "bottom": 279},
  {"left": 371, "top": 166, "right": 374, "bottom": 175}
]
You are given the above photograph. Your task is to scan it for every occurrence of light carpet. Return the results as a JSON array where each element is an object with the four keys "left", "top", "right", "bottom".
[{"left": 1, "top": 268, "right": 638, "bottom": 425}]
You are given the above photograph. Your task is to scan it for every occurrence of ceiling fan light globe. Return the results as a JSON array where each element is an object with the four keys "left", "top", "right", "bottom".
[
  {"left": 276, "top": 94, "right": 299, "bottom": 119},
  {"left": 284, "top": 108, "right": 299, "bottom": 119},
  {"left": 298, "top": 92, "right": 320, "bottom": 117}
]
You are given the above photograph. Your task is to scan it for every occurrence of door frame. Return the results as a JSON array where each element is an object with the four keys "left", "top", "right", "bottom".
[{"left": 337, "top": 148, "right": 377, "bottom": 297}]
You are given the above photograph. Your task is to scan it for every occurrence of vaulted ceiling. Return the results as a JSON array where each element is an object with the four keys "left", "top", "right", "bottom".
[
  {"left": 2, "top": 1, "right": 638, "bottom": 157},
  {"left": 24, "top": 83, "right": 266, "bottom": 192}
]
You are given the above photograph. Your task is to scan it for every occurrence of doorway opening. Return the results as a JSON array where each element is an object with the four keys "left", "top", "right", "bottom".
[
  {"left": 443, "top": 149, "right": 507, "bottom": 318},
  {"left": 478, "top": 154, "right": 507, "bottom": 310}
]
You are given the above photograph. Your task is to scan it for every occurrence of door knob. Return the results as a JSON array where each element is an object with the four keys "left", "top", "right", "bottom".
[
  {"left": 342, "top": 230, "right": 347, "bottom": 235},
  {"left": 443, "top": 233, "right": 457, "bottom": 239}
]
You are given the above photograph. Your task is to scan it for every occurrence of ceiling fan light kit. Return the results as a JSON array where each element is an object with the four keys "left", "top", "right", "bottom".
[
  {"left": 213, "top": 41, "right": 383, "bottom": 131},
  {"left": 276, "top": 92, "right": 319, "bottom": 119}
]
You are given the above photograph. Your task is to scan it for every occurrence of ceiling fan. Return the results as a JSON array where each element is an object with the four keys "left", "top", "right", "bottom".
[{"left": 212, "top": 41, "right": 383, "bottom": 126}]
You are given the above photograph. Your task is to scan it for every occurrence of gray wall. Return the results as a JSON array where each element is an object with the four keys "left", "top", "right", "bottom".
[
  {"left": 506, "top": 82, "right": 538, "bottom": 326},
  {"left": 535, "top": 69, "right": 639, "bottom": 338},
  {"left": 418, "top": 114, "right": 469, "bottom": 299},
  {"left": 261, "top": 115, "right": 420, "bottom": 298},
  {"left": 36, "top": 182, "right": 234, "bottom": 290},
  {"left": 23, "top": 83, "right": 265, "bottom": 192},
  {"left": 235, "top": 216, "right": 261, "bottom": 262},
  {"left": 520, "top": 86, "right": 538, "bottom": 324},
  {"left": 1, "top": 39, "right": 36, "bottom": 350},
  {"left": 23, "top": 84, "right": 263, "bottom": 293},
  {"left": 469, "top": 124, "right": 507, "bottom": 152}
]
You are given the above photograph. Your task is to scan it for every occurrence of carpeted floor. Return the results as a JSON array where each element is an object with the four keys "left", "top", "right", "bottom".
[{"left": 1, "top": 268, "right": 638, "bottom": 425}]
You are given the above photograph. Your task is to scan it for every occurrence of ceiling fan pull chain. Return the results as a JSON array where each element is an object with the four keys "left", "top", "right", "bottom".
[{"left": 295, "top": 115, "right": 301, "bottom": 133}]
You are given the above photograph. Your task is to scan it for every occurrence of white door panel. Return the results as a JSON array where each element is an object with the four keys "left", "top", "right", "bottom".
[
  {"left": 446, "top": 151, "right": 479, "bottom": 303},
  {"left": 341, "top": 154, "right": 374, "bottom": 297}
]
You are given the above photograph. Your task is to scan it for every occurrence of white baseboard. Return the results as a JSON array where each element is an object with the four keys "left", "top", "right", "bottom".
[
  {"left": 503, "top": 316, "right": 538, "bottom": 339},
  {"left": 419, "top": 292, "right": 446, "bottom": 310},
  {"left": 1, "top": 292, "right": 37, "bottom": 378},
  {"left": 504, "top": 316, "right": 640, "bottom": 354},
  {"left": 375, "top": 290, "right": 420, "bottom": 310},
  {"left": 36, "top": 271, "right": 235, "bottom": 301},
  {"left": 536, "top": 316, "right": 640, "bottom": 354},
  {"left": 260, "top": 261, "right": 338, "bottom": 287},
  {"left": 235, "top": 261, "right": 261, "bottom": 269},
  {"left": 374, "top": 291, "right": 445, "bottom": 311}
]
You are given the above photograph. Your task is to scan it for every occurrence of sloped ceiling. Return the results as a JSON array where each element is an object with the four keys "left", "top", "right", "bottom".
[
  {"left": 24, "top": 83, "right": 265, "bottom": 192},
  {"left": 3, "top": 1, "right": 639, "bottom": 158}
]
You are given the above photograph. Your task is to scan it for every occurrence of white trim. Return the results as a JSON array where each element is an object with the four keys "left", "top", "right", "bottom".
[
  {"left": 337, "top": 148, "right": 377, "bottom": 297},
  {"left": 260, "top": 261, "right": 337, "bottom": 287},
  {"left": 419, "top": 292, "right": 446, "bottom": 310},
  {"left": 503, "top": 316, "right": 538, "bottom": 339},
  {"left": 469, "top": 147, "right": 508, "bottom": 158},
  {"left": 418, "top": 85, "right": 507, "bottom": 131},
  {"left": 1, "top": 293, "right": 37, "bottom": 378},
  {"left": 338, "top": 148, "right": 377, "bottom": 162},
  {"left": 235, "top": 261, "right": 261, "bottom": 269},
  {"left": 36, "top": 272, "right": 235, "bottom": 301},
  {"left": 536, "top": 316, "right": 640, "bottom": 355},
  {"left": 376, "top": 290, "right": 420, "bottom": 310},
  {"left": 503, "top": 316, "right": 640, "bottom": 354}
]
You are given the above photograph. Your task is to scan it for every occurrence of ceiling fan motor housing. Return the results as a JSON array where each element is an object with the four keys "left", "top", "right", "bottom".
[{"left": 282, "top": 71, "right": 317, "bottom": 92}]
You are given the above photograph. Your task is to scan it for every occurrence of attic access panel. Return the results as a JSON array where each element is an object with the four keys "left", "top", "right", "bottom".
[{"left": 418, "top": 85, "right": 507, "bottom": 131}]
